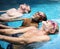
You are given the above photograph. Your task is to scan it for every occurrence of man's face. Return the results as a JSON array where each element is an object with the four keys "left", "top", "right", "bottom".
[
  {"left": 32, "top": 12, "right": 47, "bottom": 22},
  {"left": 20, "top": 4, "right": 31, "bottom": 13},
  {"left": 42, "top": 21, "right": 58, "bottom": 33},
  {"left": 32, "top": 12, "right": 41, "bottom": 19}
]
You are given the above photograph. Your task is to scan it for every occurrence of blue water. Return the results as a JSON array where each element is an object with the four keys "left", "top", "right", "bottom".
[{"left": 0, "top": 0, "right": 60, "bottom": 49}]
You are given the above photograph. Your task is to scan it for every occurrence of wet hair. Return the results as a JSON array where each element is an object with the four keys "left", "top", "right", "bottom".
[{"left": 37, "top": 12, "right": 47, "bottom": 21}]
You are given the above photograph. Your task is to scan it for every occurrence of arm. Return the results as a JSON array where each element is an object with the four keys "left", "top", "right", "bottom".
[
  {"left": 0, "top": 16, "right": 21, "bottom": 22},
  {"left": 0, "top": 10, "right": 6, "bottom": 12},
  {"left": 0, "top": 26, "right": 37, "bottom": 35},
  {"left": 0, "top": 35, "right": 26, "bottom": 45},
  {"left": 0, "top": 16, "right": 27, "bottom": 22},
  {"left": 0, "top": 34, "right": 50, "bottom": 45},
  {"left": 8, "top": 18, "right": 28, "bottom": 22},
  {"left": 0, "top": 24, "right": 12, "bottom": 29}
]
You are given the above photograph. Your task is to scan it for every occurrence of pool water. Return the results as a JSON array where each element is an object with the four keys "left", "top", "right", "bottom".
[{"left": 0, "top": 0, "right": 60, "bottom": 49}]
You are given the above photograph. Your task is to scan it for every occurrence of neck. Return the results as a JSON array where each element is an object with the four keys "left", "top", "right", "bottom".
[
  {"left": 39, "top": 28, "right": 49, "bottom": 35},
  {"left": 31, "top": 18, "right": 39, "bottom": 23}
]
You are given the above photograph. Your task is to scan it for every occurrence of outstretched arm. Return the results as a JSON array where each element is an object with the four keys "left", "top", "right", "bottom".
[
  {"left": 0, "top": 16, "right": 22, "bottom": 22},
  {"left": 0, "top": 10, "right": 6, "bottom": 12},
  {"left": 0, "top": 35, "right": 25, "bottom": 45},
  {"left": 0, "top": 34, "right": 50, "bottom": 45},
  {"left": 0, "top": 26, "right": 37, "bottom": 35},
  {"left": 0, "top": 24, "right": 12, "bottom": 29},
  {"left": 6, "top": 18, "right": 29, "bottom": 22}
]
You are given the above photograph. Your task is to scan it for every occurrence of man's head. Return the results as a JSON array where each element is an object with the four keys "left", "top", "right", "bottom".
[
  {"left": 32, "top": 12, "right": 47, "bottom": 23},
  {"left": 42, "top": 20, "right": 59, "bottom": 34},
  {"left": 18, "top": 4, "right": 31, "bottom": 13}
]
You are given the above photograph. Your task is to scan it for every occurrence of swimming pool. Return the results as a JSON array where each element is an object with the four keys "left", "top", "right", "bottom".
[{"left": 0, "top": 0, "right": 60, "bottom": 49}]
